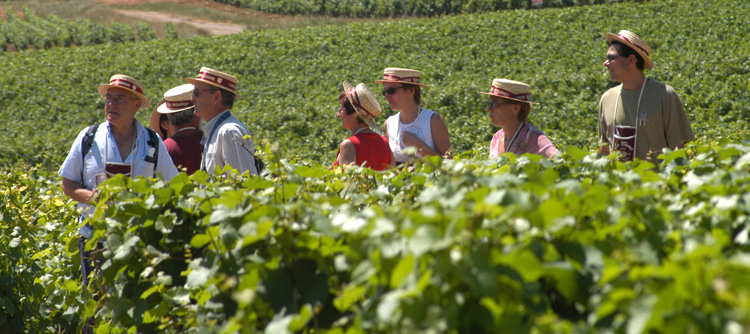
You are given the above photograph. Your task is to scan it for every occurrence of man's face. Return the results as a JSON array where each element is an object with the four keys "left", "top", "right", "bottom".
[
  {"left": 104, "top": 87, "right": 140, "bottom": 126},
  {"left": 190, "top": 82, "right": 216, "bottom": 120},
  {"left": 604, "top": 45, "right": 630, "bottom": 82}
]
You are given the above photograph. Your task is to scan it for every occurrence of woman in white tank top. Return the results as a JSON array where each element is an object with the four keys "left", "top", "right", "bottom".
[{"left": 375, "top": 67, "right": 451, "bottom": 163}]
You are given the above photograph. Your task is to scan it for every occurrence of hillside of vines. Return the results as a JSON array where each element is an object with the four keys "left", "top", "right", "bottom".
[
  {"left": 2, "top": 0, "right": 750, "bottom": 333},
  {"left": 212, "top": 0, "right": 646, "bottom": 18},
  {"left": 0, "top": 0, "right": 747, "bottom": 170},
  {"left": 0, "top": 7, "right": 173, "bottom": 52}
]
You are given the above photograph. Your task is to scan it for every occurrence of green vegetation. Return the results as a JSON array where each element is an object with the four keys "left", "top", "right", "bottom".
[
  {"left": 213, "top": 0, "right": 644, "bottom": 17},
  {"left": 2, "top": 0, "right": 750, "bottom": 332},
  {"left": 0, "top": 7, "right": 169, "bottom": 51}
]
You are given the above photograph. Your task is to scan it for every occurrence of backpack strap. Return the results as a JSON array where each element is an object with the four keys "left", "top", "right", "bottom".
[
  {"left": 144, "top": 127, "right": 159, "bottom": 171},
  {"left": 80, "top": 123, "right": 100, "bottom": 182}
]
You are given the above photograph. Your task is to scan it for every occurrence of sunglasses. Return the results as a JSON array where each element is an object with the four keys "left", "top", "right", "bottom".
[
  {"left": 606, "top": 54, "right": 623, "bottom": 62},
  {"left": 192, "top": 88, "right": 216, "bottom": 98},
  {"left": 382, "top": 86, "right": 405, "bottom": 96},
  {"left": 487, "top": 101, "right": 513, "bottom": 109}
]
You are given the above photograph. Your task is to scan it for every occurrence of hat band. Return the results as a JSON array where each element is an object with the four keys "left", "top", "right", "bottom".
[
  {"left": 110, "top": 79, "right": 143, "bottom": 94},
  {"left": 490, "top": 86, "right": 529, "bottom": 101},
  {"left": 197, "top": 72, "right": 237, "bottom": 91},
  {"left": 166, "top": 100, "right": 193, "bottom": 109},
  {"left": 349, "top": 88, "right": 375, "bottom": 118},
  {"left": 382, "top": 74, "right": 421, "bottom": 84},
  {"left": 618, "top": 34, "right": 650, "bottom": 56}
]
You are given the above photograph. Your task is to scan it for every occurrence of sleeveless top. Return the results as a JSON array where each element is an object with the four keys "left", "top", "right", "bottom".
[
  {"left": 385, "top": 108, "right": 437, "bottom": 163},
  {"left": 332, "top": 132, "right": 392, "bottom": 171}
]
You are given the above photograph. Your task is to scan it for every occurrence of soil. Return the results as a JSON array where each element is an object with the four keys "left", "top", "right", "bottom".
[{"left": 112, "top": 9, "right": 245, "bottom": 35}]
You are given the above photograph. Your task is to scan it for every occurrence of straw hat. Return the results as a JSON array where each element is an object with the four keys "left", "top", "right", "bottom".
[
  {"left": 157, "top": 84, "right": 194, "bottom": 114},
  {"left": 98, "top": 74, "right": 150, "bottom": 109},
  {"left": 343, "top": 81, "right": 382, "bottom": 130},
  {"left": 374, "top": 67, "right": 429, "bottom": 87},
  {"left": 481, "top": 78, "right": 538, "bottom": 104},
  {"left": 186, "top": 67, "right": 242, "bottom": 98},
  {"left": 605, "top": 30, "right": 653, "bottom": 70}
]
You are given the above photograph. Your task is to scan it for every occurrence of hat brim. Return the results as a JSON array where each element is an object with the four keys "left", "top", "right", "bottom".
[
  {"left": 186, "top": 77, "right": 243, "bottom": 99},
  {"left": 374, "top": 79, "right": 429, "bottom": 88},
  {"left": 605, "top": 32, "right": 654, "bottom": 70},
  {"left": 343, "top": 81, "right": 381, "bottom": 132},
  {"left": 480, "top": 92, "right": 539, "bottom": 105},
  {"left": 157, "top": 103, "right": 194, "bottom": 114},
  {"left": 98, "top": 84, "right": 151, "bottom": 109}
]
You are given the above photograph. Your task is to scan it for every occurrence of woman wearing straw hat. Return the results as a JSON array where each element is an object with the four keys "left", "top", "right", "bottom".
[
  {"left": 150, "top": 98, "right": 171, "bottom": 140},
  {"left": 156, "top": 84, "right": 203, "bottom": 175},
  {"left": 333, "top": 81, "right": 394, "bottom": 170},
  {"left": 482, "top": 78, "right": 558, "bottom": 158},
  {"left": 376, "top": 67, "right": 451, "bottom": 164}
]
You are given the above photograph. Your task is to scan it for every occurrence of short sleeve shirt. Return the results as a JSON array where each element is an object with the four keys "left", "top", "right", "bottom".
[
  {"left": 598, "top": 79, "right": 695, "bottom": 163},
  {"left": 201, "top": 110, "right": 258, "bottom": 175}
]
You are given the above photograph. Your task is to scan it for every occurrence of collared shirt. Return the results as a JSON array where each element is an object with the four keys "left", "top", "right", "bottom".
[
  {"left": 201, "top": 110, "right": 257, "bottom": 175},
  {"left": 59, "top": 120, "right": 179, "bottom": 237}
]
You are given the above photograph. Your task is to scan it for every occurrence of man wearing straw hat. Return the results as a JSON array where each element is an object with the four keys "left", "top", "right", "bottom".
[
  {"left": 58, "top": 74, "right": 178, "bottom": 334},
  {"left": 155, "top": 84, "right": 203, "bottom": 175},
  {"left": 187, "top": 67, "right": 259, "bottom": 175},
  {"left": 598, "top": 30, "right": 694, "bottom": 164}
]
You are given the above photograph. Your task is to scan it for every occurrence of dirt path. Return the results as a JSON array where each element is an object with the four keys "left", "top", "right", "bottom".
[{"left": 113, "top": 9, "right": 244, "bottom": 35}]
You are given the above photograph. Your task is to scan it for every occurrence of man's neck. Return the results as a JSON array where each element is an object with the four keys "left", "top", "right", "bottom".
[
  {"left": 621, "top": 71, "right": 647, "bottom": 90},
  {"left": 110, "top": 120, "right": 136, "bottom": 138},
  {"left": 205, "top": 108, "right": 230, "bottom": 123}
]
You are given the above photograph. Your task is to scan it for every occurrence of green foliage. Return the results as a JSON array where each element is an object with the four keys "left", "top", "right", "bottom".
[
  {"left": 212, "top": 0, "right": 645, "bottom": 17},
  {"left": 110, "top": 21, "right": 136, "bottom": 43},
  {"left": 136, "top": 21, "right": 158, "bottom": 41},
  {"left": 8, "top": 141, "right": 750, "bottom": 332},
  {"left": 0, "top": 168, "right": 82, "bottom": 333},
  {"left": 165, "top": 23, "right": 179, "bottom": 40}
]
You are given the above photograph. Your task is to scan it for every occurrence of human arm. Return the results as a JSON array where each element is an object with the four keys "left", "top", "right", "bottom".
[
  {"left": 336, "top": 139, "right": 357, "bottom": 166},
  {"left": 219, "top": 125, "right": 258, "bottom": 175},
  {"left": 401, "top": 113, "right": 451, "bottom": 158},
  {"left": 62, "top": 177, "right": 97, "bottom": 205},
  {"left": 663, "top": 86, "right": 695, "bottom": 150}
]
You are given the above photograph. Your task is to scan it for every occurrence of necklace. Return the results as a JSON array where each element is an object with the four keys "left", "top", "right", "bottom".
[
  {"left": 504, "top": 121, "right": 526, "bottom": 154},
  {"left": 352, "top": 127, "right": 369, "bottom": 136},
  {"left": 611, "top": 77, "right": 648, "bottom": 155}
]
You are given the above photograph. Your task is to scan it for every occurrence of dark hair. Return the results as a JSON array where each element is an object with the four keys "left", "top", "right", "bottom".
[
  {"left": 403, "top": 84, "right": 422, "bottom": 105},
  {"left": 608, "top": 41, "right": 645, "bottom": 71},
  {"left": 157, "top": 113, "right": 169, "bottom": 139},
  {"left": 167, "top": 107, "right": 197, "bottom": 126},
  {"left": 517, "top": 102, "right": 531, "bottom": 121},
  {"left": 218, "top": 88, "right": 235, "bottom": 108},
  {"left": 338, "top": 92, "right": 365, "bottom": 124}
]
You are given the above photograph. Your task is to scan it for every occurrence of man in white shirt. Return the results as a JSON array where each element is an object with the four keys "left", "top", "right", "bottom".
[
  {"left": 187, "top": 67, "right": 258, "bottom": 175},
  {"left": 59, "top": 74, "right": 178, "bottom": 334}
]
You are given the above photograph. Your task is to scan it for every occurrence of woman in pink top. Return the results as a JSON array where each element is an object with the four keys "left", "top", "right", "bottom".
[{"left": 482, "top": 78, "right": 558, "bottom": 159}]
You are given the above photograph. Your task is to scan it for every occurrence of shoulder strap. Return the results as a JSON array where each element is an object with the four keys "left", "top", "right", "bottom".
[
  {"left": 80, "top": 123, "right": 100, "bottom": 181},
  {"left": 144, "top": 128, "right": 159, "bottom": 170}
]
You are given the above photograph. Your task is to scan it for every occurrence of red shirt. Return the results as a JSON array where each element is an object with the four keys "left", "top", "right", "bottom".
[
  {"left": 164, "top": 130, "right": 203, "bottom": 175},
  {"left": 332, "top": 132, "right": 392, "bottom": 171}
]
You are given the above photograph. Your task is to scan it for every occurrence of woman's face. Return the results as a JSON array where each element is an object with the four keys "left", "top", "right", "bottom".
[
  {"left": 383, "top": 82, "right": 414, "bottom": 111},
  {"left": 486, "top": 96, "right": 519, "bottom": 128},
  {"left": 337, "top": 102, "right": 359, "bottom": 130}
]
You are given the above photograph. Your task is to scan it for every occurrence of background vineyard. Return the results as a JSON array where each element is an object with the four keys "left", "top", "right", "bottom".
[
  {"left": 0, "top": 7, "right": 172, "bottom": 52},
  {"left": 212, "top": 0, "right": 647, "bottom": 18},
  {"left": 1, "top": 0, "right": 750, "bottom": 333}
]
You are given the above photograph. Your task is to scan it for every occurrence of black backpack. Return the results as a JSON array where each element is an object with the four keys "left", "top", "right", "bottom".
[{"left": 81, "top": 123, "right": 160, "bottom": 179}]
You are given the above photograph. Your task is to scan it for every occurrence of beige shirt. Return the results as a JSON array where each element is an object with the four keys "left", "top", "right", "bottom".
[
  {"left": 598, "top": 79, "right": 694, "bottom": 163},
  {"left": 201, "top": 110, "right": 258, "bottom": 175}
]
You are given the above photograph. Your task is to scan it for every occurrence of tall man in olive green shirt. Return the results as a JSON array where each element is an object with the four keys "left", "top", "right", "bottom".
[{"left": 598, "top": 30, "right": 694, "bottom": 164}]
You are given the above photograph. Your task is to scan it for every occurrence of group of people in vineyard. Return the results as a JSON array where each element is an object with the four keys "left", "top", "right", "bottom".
[{"left": 58, "top": 29, "right": 693, "bottom": 334}]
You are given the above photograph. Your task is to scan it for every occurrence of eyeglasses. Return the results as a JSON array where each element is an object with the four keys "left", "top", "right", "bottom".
[
  {"left": 104, "top": 95, "right": 138, "bottom": 105},
  {"left": 487, "top": 101, "right": 513, "bottom": 109},
  {"left": 382, "top": 86, "right": 404, "bottom": 96},
  {"left": 606, "top": 54, "right": 623, "bottom": 62},
  {"left": 192, "top": 88, "right": 216, "bottom": 98}
]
